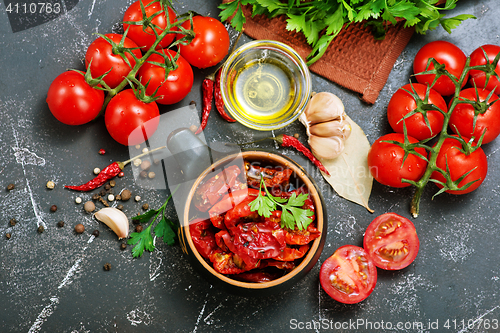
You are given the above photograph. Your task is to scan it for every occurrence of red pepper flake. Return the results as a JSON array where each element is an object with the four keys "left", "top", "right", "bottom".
[
  {"left": 65, "top": 146, "right": 165, "bottom": 192},
  {"left": 98, "top": 149, "right": 106, "bottom": 155}
]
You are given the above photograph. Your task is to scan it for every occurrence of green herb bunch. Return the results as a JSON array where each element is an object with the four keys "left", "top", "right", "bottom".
[{"left": 219, "top": 0, "right": 475, "bottom": 65}]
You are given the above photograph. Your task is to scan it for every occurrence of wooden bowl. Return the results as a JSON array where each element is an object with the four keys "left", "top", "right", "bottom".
[{"left": 178, "top": 151, "right": 327, "bottom": 296}]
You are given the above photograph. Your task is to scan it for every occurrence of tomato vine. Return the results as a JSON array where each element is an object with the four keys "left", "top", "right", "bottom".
[{"left": 388, "top": 52, "right": 500, "bottom": 217}]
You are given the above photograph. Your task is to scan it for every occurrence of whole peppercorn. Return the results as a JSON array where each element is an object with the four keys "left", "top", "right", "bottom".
[
  {"left": 75, "top": 197, "right": 82, "bottom": 204},
  {"left": 140, "top": 160, "right": 151, "bottom": 171},
  {"left": 46, "top": 181, "right": 55, "bottom": 189},
  {"left": 109, "top": 180, "right": 116, "bottom": 187},
  {"left": 57, "top": 221, "right": 65, "bottom": 228},
  {"left": 92, "top": 230, "right": 100, "bottom": 237},
  {"left": 6, "top": 233, "right": 11, "bottom": 239},
  {"left": 120, "top": 243, "right": 127, "bottom": 250},
  {"left": 6, "top": 183, "right": 15, "bottom": 191},
  {"left": 37, "top": 225, "right": 45, "bottom": 233},
  {"left": 74, "top": 223, "right": 85, "bottom": 234},
  {"left": 103, "top": 263, "right": 111, "bottom": 271},
  {"left": 104, "top": 184, "right": 111, "bottom": 191},
  {"left": 293, "top": 133, "right": 300, "bottom": 139},
  {"left": 142, "top": 203, "right": 149, "bottom": 210},
  {"left": 140, "top": 170, "right": 148, "bottom": 178},
  {"left": 50, "top": 205, "right": 57, "bottom": 212},
  {"left": 135, "top": 225, "right": 143, "bottom": 232},
  {"left": 84, "top": 201, "right": 96, "bottom": 213},
  {"left": 9, "top": 219, "right": 17, "bottom": 226},
  {"left": 117, "top": 204, "right": 124, "bottom": 211},
  {"left": 120, "top": 189, "right": 132, "bottom": 201}
]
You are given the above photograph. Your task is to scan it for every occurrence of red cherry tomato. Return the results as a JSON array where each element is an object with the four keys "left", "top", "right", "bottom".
[
  {"left": 46, "top": 71, "right": 104, "bottom": 125},
  {"left": 413, "top": 40, "right": 468, "bottom": 96},
  {"left": 320, "top": 245, "right": 377, "bottom": 304},
  {"left": 367, "top": 133, "right": 428, "bottom": 188},
  {"left": 137, "top": 49, "right": 193, "bottom": 105},
  {"left": 123, "top": 0, "right": 176, "bottom": 51},
  {"left": 363, "top": 213, "right": 419, "bottom": 270},
  {"left": 85, "top": 33, "right": 142, "bottom": 89},
  {"left": 431, "top": 136, "right": 488, "bottom": 195},
  {"left": 449, "top": 88, "right": 500, "bottom": 144},
  {"left": 177, "top": 16, "right": 230, "bottom": 69},
  {"left": 469, "top": 44, "right": 500, "bottom": 93},
  {"left": 104, "top": 89, "right": 160, "bottom": 146},
  {"left": 387, "top": 83, "right": 447, "bottom": 140}
]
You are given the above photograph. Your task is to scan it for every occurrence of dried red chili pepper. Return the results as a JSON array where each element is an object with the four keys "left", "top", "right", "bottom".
[
  {"left": 194, "top": 32, "right": 242, "bottom": 134},
  {"left": 214, "top": 69, "right": 235, "bottom": 123},
  {"left": 195, "top": 78, "right": 213, "bottom": 135},
  {"left": 275, "top": 134, "right": 330, "bottom": 176},
  {"left": 65, "top": 146, "right": 165, "bottom": 191}
]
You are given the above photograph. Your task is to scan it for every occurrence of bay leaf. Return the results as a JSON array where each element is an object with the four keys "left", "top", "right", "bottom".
[{"left": 319, "top": 115, "right": 374, "bottom": 213}]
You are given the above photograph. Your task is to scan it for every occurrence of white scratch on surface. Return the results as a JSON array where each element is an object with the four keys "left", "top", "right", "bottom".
[
  {"left": 28, "top": 237, "right": 94, "bottom": 331},
  {"left": 149, "top": 250, "right": 163, "bottom": 281},
  {"left": 457, "top": 305, "right": 500, "bottom": 333},
  {"left": 12, "top": 126, "right": 46, "bottom": 228},
  {"left": 192, "top": 299, "right": 208, "bottom": 333},
  {"left": 27, "top": 297, "right": 59, "bottom": 333},
  {"left": 58, "top": 258, "right": 83, "bottom": 289},
  {"left": 12, "top": 147, "right": 46, "bottom": 166},
  {"left": 127, "top": 309, "right": 152, "bottom": 326},
  {"left": 203, "top": 304, "right": 222, "bottom": 325},
  {"left": 88, "top": 0, "right": 97, "bottom": 19}
]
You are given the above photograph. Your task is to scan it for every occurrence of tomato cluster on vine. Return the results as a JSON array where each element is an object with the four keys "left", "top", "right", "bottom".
[
  {"left": 46, "top": 0, "right": 230, "bottom": 146},
  {"left": 367, "top": 41, "right": 500, "bottom": 217}
]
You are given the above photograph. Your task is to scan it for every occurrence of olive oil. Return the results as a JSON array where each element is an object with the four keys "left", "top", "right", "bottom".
[{"left": 232, "top": 59, "right": 295, "bottom": 122}]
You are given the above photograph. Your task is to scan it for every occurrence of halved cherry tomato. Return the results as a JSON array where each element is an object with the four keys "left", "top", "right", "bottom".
[
  {"left": 363, "top": 213, "right": 419, "bottom": 270},
  {"left": 319, "top": 245, "right": 377, "bottom": 304}
]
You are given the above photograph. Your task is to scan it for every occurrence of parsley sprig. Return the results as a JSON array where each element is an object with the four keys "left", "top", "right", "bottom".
[
  {"left": 219, "top": 0, "right": 475, "bottom": 65},
  {"left": 127, "top": 186, "right": 179, "bottom": 257},
  {"left": 249, "top": 176, "right": 314, "bottom": 231}
]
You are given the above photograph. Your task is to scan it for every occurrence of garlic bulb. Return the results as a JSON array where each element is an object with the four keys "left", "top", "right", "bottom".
[
  {"left": 94, "top": 207, "right": 129, "bottom": 239},
  {"left": 299, "top": 92, "right": 351, "bottom": 160}
]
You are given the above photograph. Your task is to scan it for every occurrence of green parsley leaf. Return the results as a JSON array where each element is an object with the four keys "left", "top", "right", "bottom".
[
  {"left": 128, "top": 226, "right": 155, "bottom": 258},
  {"left": 154, "top": 216, "right": 177, "bottom": 246},
  {"left": 131, "top": 208, "right": 158, "bottom": 224},
  {"left": 249, "top": 176, "right": 314, "bottom": 230}
]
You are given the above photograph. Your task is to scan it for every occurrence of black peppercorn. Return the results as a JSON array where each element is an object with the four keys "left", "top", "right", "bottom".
[
  {"left": 103, "top": 263, "right": 111, "bottom": 271},
  {"left": 142, "top": 203, "right": 149, "bottom": 210},
  {"left": 135, "top": 225, "right": 143, "bottom": 232},
  {"left": 117, "top": 204, "right": 124, "bottom": 211},
  {"left": 37, "top": 225, "right": 45, "bottom": 233},
  {"left": 9, "top": 219, "right": 16, "bottom": 226},
  {"left": 50, "top": 205, "right": 57, "bottom": 212},
  {"left": 6, "top": 183, "right": 15, "bottom": 191},
  {"left": 57, "top": 221, "right": 65, "bottom": 228},
  {"left": 120, "top": 243, "right": 127, "bottom": 250},
  {"left": 92, "top": 230, "right": 99, "bottom": 237}
]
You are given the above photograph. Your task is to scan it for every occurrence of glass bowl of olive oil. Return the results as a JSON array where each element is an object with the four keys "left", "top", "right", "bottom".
[{"left": 220, "top": 40, "right": 311, "bottom": 131}]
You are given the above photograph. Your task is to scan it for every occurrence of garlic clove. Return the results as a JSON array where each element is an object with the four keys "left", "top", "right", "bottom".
[
  {"left": 302, "top": 92, "right": 345, "bottom": 125},
  {"left": 309, "top": 120, "right": 352, "bottom": 140},
  {"left": 94, "top": 207, "right": 129, "bottom": 239},
  {"left": 309, "top": 135, "right": 345, "bottom": 160}
]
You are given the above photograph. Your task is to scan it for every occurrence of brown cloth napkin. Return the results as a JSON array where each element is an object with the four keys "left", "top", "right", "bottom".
[{"left": 230, "top": 4, "right": 415, "bottom": 104}]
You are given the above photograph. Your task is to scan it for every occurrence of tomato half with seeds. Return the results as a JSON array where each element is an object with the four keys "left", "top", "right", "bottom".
[
  {"left": 363, "top": 213, "right": 419, "bottom": 270},
  {"left": 319, "top": 245, "right": 377, "bottom": 304}
]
